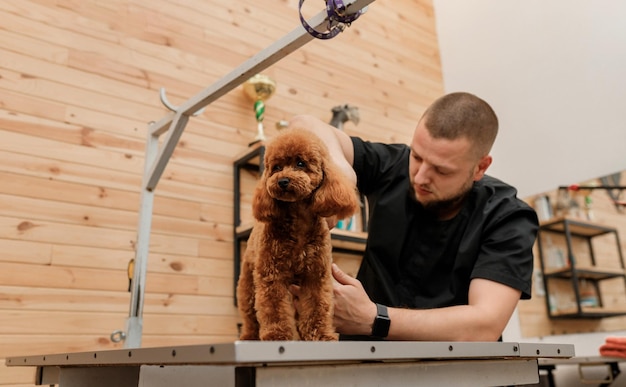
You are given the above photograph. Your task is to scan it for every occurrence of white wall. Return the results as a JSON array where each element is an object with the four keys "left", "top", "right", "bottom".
[
  {"left": 433, "top": 0, "right": 626, "bottom": 199},
  {"left": 434, "top": 2, "right": 626, "bottom": 383}
]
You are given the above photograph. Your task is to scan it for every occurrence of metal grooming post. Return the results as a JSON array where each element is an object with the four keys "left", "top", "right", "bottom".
[{"left": 120, "top": 0, "right": 375, "bottom": 348}]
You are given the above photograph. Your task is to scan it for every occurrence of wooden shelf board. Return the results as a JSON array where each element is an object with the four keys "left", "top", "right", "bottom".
[
  {"left": 550, "top": 306, "right": 626, "bottom": 319},
  {"left": 540, "top": 216, "right": 615, "bottom": 237},
  {"left": 544, "top": 265, "right": 625, "bottom": 279}
]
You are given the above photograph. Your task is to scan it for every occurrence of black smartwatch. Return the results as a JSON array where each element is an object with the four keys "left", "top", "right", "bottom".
[{"left": 371, "top": 303, "right": 391, "bottom": 338}]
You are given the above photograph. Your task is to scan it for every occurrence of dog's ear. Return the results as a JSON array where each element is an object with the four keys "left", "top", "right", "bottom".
[
  {"left": 312, "top": 158, "right": 359, "bottom": 219},
  {"left": 251, "top": 172, "right": 278, "bottom": 222}
]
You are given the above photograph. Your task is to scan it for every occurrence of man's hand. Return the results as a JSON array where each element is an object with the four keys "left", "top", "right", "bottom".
[
  {"left": 294, "top": 266, "right": 521, "bottom": 341},
  {"left": 331, "top": 263, "right": 377, "bottom": 336}
]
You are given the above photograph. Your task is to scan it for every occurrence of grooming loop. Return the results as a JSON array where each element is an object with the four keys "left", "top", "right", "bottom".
[
  {"left": 299, "top": 0, "right": 366, "bottom": 39},
  {"left": 159, "top": 88, "right": 205, "bottom": 116}
]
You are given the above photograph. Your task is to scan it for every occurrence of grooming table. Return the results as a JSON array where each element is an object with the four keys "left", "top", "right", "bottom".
[{"left": 6, "top": 341, "right": 574, "bottom": 386}]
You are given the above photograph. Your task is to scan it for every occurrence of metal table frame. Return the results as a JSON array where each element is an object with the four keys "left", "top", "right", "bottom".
[
  {"left": 539, "top": 356, "right": 624, "bottom": 387},
  {"left": 7, "top": 341, "right": 574, "bottom": 387}
]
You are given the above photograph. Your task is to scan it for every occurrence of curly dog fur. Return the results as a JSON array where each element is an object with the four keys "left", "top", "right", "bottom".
[{"left": 236, "top": 128, "right": 359, "bottom": 341}]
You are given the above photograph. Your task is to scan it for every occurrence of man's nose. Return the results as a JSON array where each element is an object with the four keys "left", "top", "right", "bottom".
[{"left": 413, "top": 165, "right": 432, "bottom": 184}]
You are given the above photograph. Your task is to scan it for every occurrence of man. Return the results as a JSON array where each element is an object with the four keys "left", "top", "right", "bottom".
[{"left": 289, "top": 92, "right": 538, "bottom": 341}]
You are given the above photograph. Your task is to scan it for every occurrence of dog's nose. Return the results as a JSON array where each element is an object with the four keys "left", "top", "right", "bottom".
[{"left": 278, "top": 177, "right": 290, "bottom": 189}]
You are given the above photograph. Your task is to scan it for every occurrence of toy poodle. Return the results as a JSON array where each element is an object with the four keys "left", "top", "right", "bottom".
[{"left": 236, "top": 127, "right": 359, "bottom": 341}]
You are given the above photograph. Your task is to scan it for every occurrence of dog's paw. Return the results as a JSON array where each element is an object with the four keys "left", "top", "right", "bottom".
[
  {"left": 239, "top": 333, "right": 260, "bottom": 341},
  {"left": 260, "top": 331, "right": 294, "bottom": 341},
  {"left": 299, "top": 331, "right": 338, "bottom": 341},
  {"left": 318, "top": 333, "right": 339, "bottom": 341}
]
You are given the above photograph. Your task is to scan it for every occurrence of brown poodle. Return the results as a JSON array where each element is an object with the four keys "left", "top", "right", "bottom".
[{"left": 236, "top": 128, "right": 359, "bottom": 341}]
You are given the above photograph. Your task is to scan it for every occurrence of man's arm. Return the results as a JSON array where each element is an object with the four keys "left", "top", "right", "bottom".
[
  {"left": 332, "top": 264, "right": 521, "bottom": 341},
  {"left": 288, "top": 114, "right": 357, "bottom": 186}
]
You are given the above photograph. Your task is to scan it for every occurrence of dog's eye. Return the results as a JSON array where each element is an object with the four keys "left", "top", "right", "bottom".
[
  {"left": 296, "top": 160, "right": 306, "bottom": 169},
  {"left": 271, "top": 165, "right": 282, "bottom": 173}
]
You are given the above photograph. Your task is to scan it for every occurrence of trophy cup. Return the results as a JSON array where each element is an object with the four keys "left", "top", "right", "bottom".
[{"left": 243, "top": 74, "right": 276, "bottom": 145}]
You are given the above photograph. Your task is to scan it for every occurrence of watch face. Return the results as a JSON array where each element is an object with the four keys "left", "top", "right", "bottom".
[{"left": 377, "top": 316, "right": 390, "bottom": 334}]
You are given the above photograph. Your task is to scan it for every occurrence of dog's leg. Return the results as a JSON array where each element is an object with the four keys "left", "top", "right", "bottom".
[
  {"left": 255, "top": 280, "right": 296, "bottom": 341},
  {"left": 296, "top": 275, "right": 338, "bottom": 341},
  {"left": 236, "top": 260, "right": 260, "bottom": 340}
]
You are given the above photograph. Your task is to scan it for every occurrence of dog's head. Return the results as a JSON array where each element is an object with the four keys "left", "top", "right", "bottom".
[{"left": 252, "top": 128, "right": 359, "bottom": 222}]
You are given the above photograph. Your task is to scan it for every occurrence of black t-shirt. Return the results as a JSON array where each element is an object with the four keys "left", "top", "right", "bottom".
[{"left": 351, "top": 137, "right": 538, "bottom": 309}]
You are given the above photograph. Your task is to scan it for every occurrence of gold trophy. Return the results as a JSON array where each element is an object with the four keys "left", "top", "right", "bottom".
[{"left": 243, "top": 74, "right": 276, "bottom": 145}]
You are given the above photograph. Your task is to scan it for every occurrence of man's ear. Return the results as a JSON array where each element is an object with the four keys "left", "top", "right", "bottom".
[{"left": 473, "top": 155, "right": 492, "bottom": 181}]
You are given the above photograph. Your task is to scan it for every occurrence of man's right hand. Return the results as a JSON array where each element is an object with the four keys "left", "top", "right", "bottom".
[{"left": 331, "top": 263, "right": 377, "bottom": 336}]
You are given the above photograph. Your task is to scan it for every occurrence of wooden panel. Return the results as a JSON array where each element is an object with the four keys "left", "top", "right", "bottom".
[
  {"left": 0, "top": 170, "right": 220, "bottom": 221},
  {"left": 0, "top": 0, "right": 441, "bottom": 385},
  {"left": 0, "top": 364, "right": 34, "bottom": 387},
  {"left": 0, "top": 262, "right": 234, "bottom": 297},
  {"left": 0, "top": 286, "right": 237, "bottom": 316},
  {"left": 1, "top": 310, "right": 239, "bottom": 336},
  {"left": 0, "top": 333, "right": 236, "bottom": 358}
]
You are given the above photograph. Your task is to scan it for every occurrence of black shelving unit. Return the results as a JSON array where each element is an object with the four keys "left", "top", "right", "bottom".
[{"left": 537, "top": 217, "right": 626, "bottom": 319}]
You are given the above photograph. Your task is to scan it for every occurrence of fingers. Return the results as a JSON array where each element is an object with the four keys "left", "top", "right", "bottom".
[{"left": 332, "top": 263, "right": 356, "bottom": 286}]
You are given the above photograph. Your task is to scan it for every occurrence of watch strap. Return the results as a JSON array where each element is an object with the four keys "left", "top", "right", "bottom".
[
  {"left": 377, "top": 303, "right": 387, "bottom": 316},
  {"left": 371, "top": 303, "right": 391, "bottom": 338}
]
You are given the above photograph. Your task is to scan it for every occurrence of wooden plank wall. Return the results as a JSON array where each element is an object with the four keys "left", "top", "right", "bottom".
[
  {"left": 519, "top": 170, "right": 626, "bottom": 338},
  {"left": 0, "top": 0, "right": 442, "bottom": 385}
]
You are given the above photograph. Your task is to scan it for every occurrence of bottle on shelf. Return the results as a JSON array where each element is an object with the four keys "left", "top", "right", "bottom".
[
  {"left": 579, "top": 279, "right": 599, "bottom": 308},
  {"left": 544, "top": 236, "right": 566, "bottom": 269}
]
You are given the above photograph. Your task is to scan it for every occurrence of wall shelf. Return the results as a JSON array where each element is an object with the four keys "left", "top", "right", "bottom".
[{"left": 537, "top": 217, "right": 626, "bottom": 319}]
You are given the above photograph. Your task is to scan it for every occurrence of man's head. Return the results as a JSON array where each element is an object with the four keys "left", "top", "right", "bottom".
[{"left": 408, "top": 92, "right": 498, "bottom": 218}]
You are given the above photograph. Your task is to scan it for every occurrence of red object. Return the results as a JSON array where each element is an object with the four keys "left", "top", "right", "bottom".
[{"left": 599, "top": 337, "right": 626, "bottom": 359}]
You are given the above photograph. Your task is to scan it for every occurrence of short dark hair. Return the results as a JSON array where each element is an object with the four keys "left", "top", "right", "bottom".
[{"left": 421, "top": 92, "right": 498, "bottom": 158}]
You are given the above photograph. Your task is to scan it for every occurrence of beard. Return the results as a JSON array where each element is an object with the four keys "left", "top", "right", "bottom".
[{"left": 409, "top": 177, "right": 474, "bottom": 217}]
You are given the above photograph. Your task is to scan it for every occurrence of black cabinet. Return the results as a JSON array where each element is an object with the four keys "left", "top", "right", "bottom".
[
  {"left": 537, "top": 217, "right": 626, "bottom": 318},
  {"left": 233, "top": 145, "right": 367, "bottom": 304}
]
